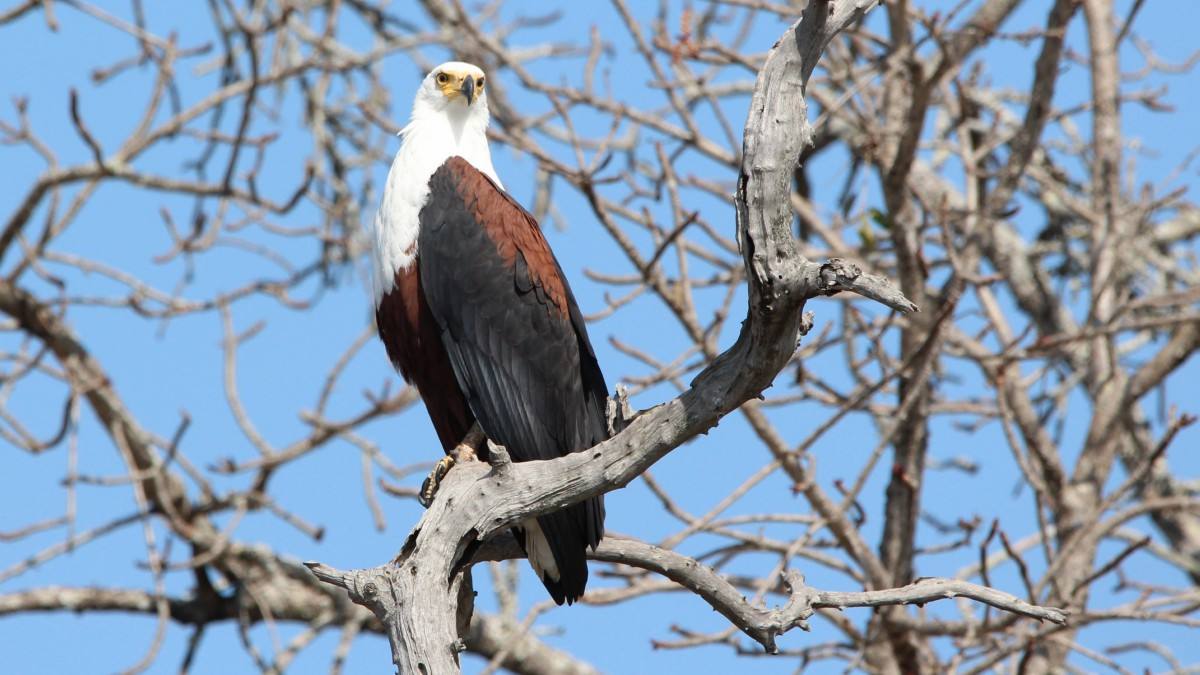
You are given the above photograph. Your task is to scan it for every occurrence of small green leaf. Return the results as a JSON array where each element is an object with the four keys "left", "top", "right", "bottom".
[{"left": 869, "top": 208, "right": 892, "bottom": 231}]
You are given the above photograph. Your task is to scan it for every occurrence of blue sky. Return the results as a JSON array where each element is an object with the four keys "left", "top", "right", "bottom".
[{"left": 2, "top": 1, "right": 1198, "bottom": 673}]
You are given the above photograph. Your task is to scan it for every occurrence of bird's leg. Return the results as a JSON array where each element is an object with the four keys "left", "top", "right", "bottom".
[
  {"left": 452, "top": 423, "right": 486, "bottom": 463},
  {"left": 419, "top": 423, "right": 486, "bottom": 507}
]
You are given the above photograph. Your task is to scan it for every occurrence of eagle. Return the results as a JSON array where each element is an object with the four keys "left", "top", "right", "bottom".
[{"left": 370, "top": 62, "right": 608, "bottom": 605}]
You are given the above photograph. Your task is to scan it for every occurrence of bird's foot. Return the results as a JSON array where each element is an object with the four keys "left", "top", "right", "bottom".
[
  {"left": 418, "top": 425, "right": 487, "bottom": 508},
  {"left": 419, "top": 455, "right": 456, "bottom": 508}
]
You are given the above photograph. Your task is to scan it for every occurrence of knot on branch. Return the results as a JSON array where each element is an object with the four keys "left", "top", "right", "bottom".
[
  {"left": 486, "top": 441, "right": 513, "bottom": 477},
  {"left": 818, "top": 258, "right": 861, "bottom": 290},
  {"left": 747, "top": 570, "right": 815, "bottom": 654},
  {"left": 303, "top": 562, "right": 398, "bottom": 618},
  {"left": 606, "top": 384, "right": 634, "bottom": 436},
  {"left": 799, "top": 310, "right": 816, "bottom": 336}
]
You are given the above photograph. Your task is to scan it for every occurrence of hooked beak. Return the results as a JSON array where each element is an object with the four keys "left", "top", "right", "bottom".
[{"left": 459, "top": 77, "right": 475, "bottom": 106}]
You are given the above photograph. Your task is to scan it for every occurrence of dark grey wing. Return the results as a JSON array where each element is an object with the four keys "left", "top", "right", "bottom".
[{"left": 418, "top": 157, "right": 608, "bottom": 603}]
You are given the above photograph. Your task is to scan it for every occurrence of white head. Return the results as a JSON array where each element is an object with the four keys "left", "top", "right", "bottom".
[{"left": 408, "top": 61, "right": 491, "bottom": 133}]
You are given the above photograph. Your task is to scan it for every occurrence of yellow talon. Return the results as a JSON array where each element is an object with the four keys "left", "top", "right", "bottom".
[{"left": 419, "top": 455, "right": 456, "bottom": 507}]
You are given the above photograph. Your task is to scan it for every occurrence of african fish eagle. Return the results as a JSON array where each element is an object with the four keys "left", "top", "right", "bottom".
[{"left": 370, "top": 62, "right": 608, "bottom": 605}]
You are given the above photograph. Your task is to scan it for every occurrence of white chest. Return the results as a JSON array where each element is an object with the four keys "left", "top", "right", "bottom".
[{"left": 370, "top": 114, "right": 500, "bottom": 306}]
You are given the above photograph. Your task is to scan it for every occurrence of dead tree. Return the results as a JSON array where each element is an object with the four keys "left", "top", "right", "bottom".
[{"left": 1, "top": 0, "right": 1196, "bottom": 673}]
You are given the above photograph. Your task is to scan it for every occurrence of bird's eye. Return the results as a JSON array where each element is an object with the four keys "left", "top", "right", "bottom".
[
  {"left": 436, "top": 72, "right": 448, "bottom": 84},
  {"left": 476, "top": 77, "right": 485, "bottom": 89}
]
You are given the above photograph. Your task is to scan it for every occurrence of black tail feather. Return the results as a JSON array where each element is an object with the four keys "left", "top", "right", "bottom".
[{"left": 517, "top": 496, "right": 603, "bottom": 605}]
